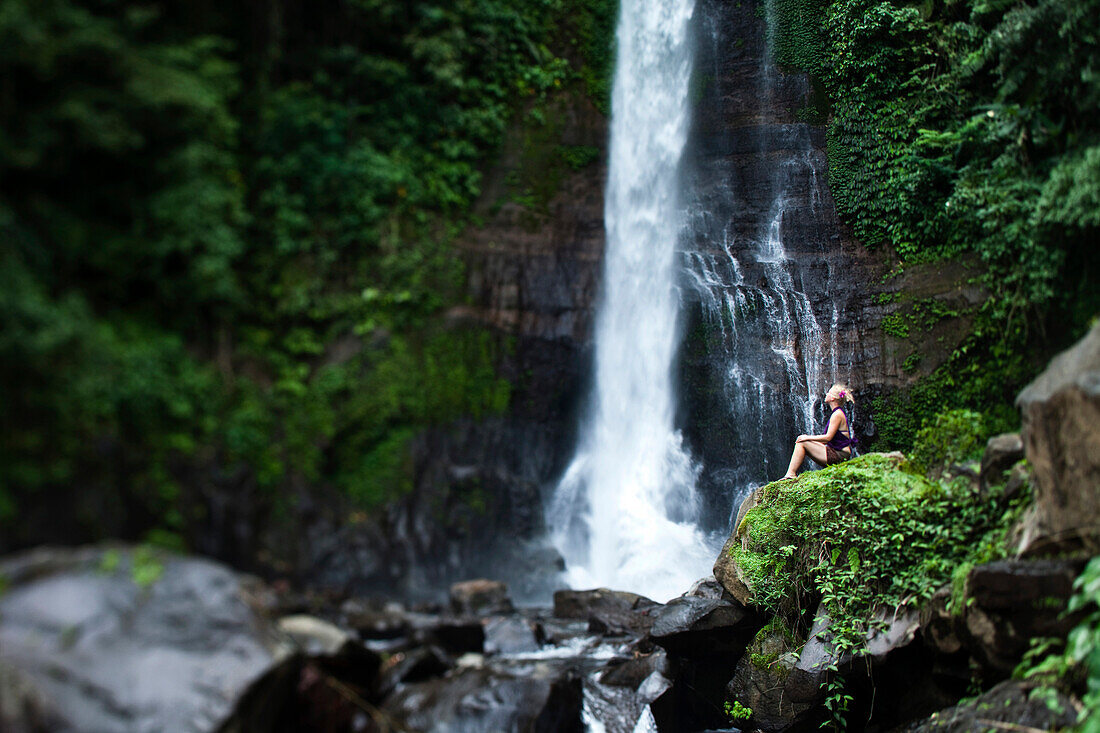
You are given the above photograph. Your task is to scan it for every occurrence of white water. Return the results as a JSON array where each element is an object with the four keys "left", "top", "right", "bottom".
[{"left": 548, "top": 0, "right": 714, "bottom": 603}]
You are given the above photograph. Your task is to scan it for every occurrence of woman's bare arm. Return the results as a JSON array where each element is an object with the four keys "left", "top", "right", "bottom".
[{"left": 796, "top": 411, "right": 844, "bottom": 443}]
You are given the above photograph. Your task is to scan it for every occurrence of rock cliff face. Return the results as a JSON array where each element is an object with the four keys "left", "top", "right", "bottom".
[
  {"left": 297, "top": 93, "right": 609, "bottom": 603},
  {"left": 679, "top": 0, "right": 978, "bottom": 522}
]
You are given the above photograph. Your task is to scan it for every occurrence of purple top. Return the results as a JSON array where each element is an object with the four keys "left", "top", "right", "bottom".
[{"left": 826, "top": 406, "right": 857, "bottom": 451}]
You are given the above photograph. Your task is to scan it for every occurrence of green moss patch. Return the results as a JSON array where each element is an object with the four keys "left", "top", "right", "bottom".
[{"left": 733, "top": 454, "right": 1029, "bottom": 646}]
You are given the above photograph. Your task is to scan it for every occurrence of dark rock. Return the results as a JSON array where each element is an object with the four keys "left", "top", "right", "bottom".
[
  {"left": 685, "top": 576, "right": 731, "bottom": 601},
  {"left": 713, "top": 487, "right": 766, "bottom": 606},
  {"left": 1016, "top": 321, "right": 1100, "bottom": 554},
  {"left": 979, "top": 433, "right": 1024, "bottom": 492},
  {"left": 649, "top": 596, "right": 760, "bottom": 658},
  {"left": 377, "top": 645, "right": 452, "bottom": 698},
  {"left": 347, "top": 609, "right": 409, "bottom": 640},
  {"left": 894, "top": 679, "right": 1078, "bottom": 732},
  {"left": 553, "top": 588, "right": 657, "bottom": 619},
  {"left": 552, "top": 588, "right": 659, "bottom": 637},
  {"left": 919, "top": 586, "right": 965, "bottom": 658},
  {"left": 587, "top": 606, "right": 657, "bottom": 637},
  {"left": 0, "top": 544, "right": 282, "bottom": 733},
  {"left": 537, "top": 617, "right": 591, "bottom": 646},
  {"left": 599, "top": 649, "right": 672, "bottom": 688},
  {"left": 725, "top": 619, "right": 809, "bottom": 732},
  {"left": 962, "top": 558, "right": 1085, "bottom": 674},
  {"left": 0, "top": 661, "right": 65, "bottom": 733},
  {"left": 382, "top": 666, "right": 584, "bottom": 733},
  {"left": 1003, "top": 461, "right": 1030, "bottom": 503},
  {"left": 449, "top": 579, "right": 515, "bottom": 616},
  {"left": 220, "top": 636, "right": 382, "bottom": 733},
  {"left": 483, "top": 615, "right": 540, "bottom": 655},
  {"left": 409, "top": 616, "right": 486, "bottom": 656}
]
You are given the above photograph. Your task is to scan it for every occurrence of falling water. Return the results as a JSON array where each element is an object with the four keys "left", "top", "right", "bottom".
[
  {"left": 680, "top": 0, "right": 849, "bottom": 526},
  {"left": 548, "top": 0, "right": 715, "bottom": 603}
]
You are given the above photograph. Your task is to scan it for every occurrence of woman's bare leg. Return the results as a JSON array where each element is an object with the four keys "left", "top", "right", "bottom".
[
  {"left": 784, "top": 442, "right": 806, "bottom": 478},
  {"left": 784, "top": 441, "right": 829, "bottom": 478},
  {"left": 803, "top": 441, "right": 828, "bottom": 466}
]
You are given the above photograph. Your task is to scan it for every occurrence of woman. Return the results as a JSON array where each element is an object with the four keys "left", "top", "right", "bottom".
[{"left": 781, "top": 384, "right": 857, "bottom": 480}]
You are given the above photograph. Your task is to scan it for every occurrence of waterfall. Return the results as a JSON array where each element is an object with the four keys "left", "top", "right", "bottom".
[
  {"left": 680, "top": 0, "right": 847, "bottom": 526},
  {"left": 548, "top": 0, "right": 715, "bottom": 602}
]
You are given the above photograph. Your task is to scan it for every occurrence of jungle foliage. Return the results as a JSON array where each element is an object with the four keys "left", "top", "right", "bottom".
[
  {"left": 0, "top": 0, "right": 616, "bottom": 550},
  {"left": 768, "top": 0, "right": 1100, "bottom": 450}
]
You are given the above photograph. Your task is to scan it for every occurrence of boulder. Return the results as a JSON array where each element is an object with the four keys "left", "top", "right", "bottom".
[
  {"left": 648, "top": 596, "right": 760, "bottom": 658},
  {"left": 725, "top": 619, "right": 810, "bottom": 732},
  {"left": 449, "top": 579, "right": 514, "bottom": 616},
  {"left": 713, "top": 487, "right": 767, "bottom": 605},
  {"left": 895, "top": 679, "right": 1078, "bottom": 732},
  {"left": 376, "top": 645, "right": 452, "bottom": 698},
  {"left": 599, "top": 649, "right": 671, "bottom": 688},
  {"left": 979, "top": 433, "right": 1024, "bottom": 492},
  {"left": 1016, "top": 322, "right": 1100, "bottom": 553},
  {"left": 784, "top": 604, "right": 923, "bottom": 709},
  {"left": 382, "top": 666, "right": 584, "bottom": 732},
  {"left": 552, "top": 588, "right": 659, "bottom": 637},
  {"left": 408, "top": 615, "right": 486, "bottom": 656},
  {"left": 962, "top": 558, "right": 1084, "bottom": 674},
  {"left": 552, "top": 588, "right": 657, "bottom": 619},
  {"left": 0, "top": 544, "right": 284, "bottom": 733},
  {"left": 685, "top": 576, "right": 730, "bottom": 600}
]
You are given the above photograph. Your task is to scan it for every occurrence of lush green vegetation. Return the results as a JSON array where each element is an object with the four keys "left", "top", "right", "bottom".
[
  {"left": 733, "top": 453, "right": 1030, "bottom": 725},
  {"left": 768, "top": 0, "right": 1100, "bottom": 450},
  {"left": 0, "top": 0, "right": 616, "bottom": 550}
]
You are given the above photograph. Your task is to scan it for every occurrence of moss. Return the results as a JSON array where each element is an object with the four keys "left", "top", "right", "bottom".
[
  {"left": 733, "top": 454, "right": 1029, "bottom": 654},
  {"left": 882, "top": 312, "right": 910, "bottom": 338}
]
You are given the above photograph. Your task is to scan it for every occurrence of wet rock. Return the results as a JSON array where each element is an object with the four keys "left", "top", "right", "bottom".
[
  {"left": 377, "top": 645, "right": 452, "bottom": 698},
  {"left": 649, "top": 596, "right": 760, "bottom": 658},
  {"left": 0, "top": 545, "right": 284, "bottom": 733},
  {"left": 483, "top": 615, "right": 541, "bottom": 655},
  {"left": 553, "top": 588, "right": 659, "bottom": 637},
  {"left": 725, "top": 619, "right": 809, "bottom": 732},
  {"left": 1016, "top": 321, "right": 1100, "bottom": 554},
  {"left": 382, "top": 665, "right": 584, "bottom": 733},
  {"left": 537, "top": 617, "right": 591, "bottom": 646},
  {"left": 894, "top": 679, "right": 1078, "bottom": 732},
  {"left": 450, "top": 579, "right": 515, "bottom": 616},
  {"left": 685, "top": 575, "right": 732, "bottom": 601},
  {"left": 979, "top": 433, "right": 1024, "bottom": 492},
  {"left": 553, "top": 588, "right": 657, "bottom": 619},
  {"left": 408, "top": 615, "right": 486, "bottom": 656},
  {"left": 713, "top": 487, "right": 767, "bottom": 606},
  {"left": 599, "top": 649, "right": 672, "bottom": 688},
  {"left": 962, "top": 558, "right": 1084, "bottom": 674},
  {"left": 220, "top": 632, "right": 382, "bottom": 733}
]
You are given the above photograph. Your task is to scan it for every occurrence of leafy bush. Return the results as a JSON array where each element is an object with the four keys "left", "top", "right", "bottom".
[{"left": 910, "top": 408, "right": 989, "bottom": 476}]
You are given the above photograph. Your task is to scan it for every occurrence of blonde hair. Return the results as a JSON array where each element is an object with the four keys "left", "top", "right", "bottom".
[{"left": 827, "top": 383, "right": 855, "bottom": 404}]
